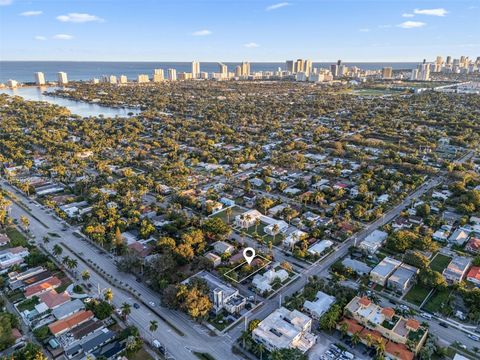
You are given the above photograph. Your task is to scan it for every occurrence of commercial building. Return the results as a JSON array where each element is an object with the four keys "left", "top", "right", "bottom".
[
  {"left": 57, "top": 72, "right": 68, "bottom": 85},
  {"left": 303, "top": 291, "right": 335, "bottom": 319},
  {"left": 192, "top": 61, "right": 200, "bottom": 78},
  {"left": 137, "top": 74, "right": 149, "bottom": 83},
  {"left": 382, "top": 67, "right": 393, "bottom": 79},
  {"left": 252, "top": 307, "right": 317, "bottom": 353},
  {"left": 153, "top": 69, "right": 164, "bottom": 82},
  {"left": 35, "top": 72, "right": 46, "bottom": 85},
  {"left": 167, "top": 69, "right": 177, "bottom": 81},
  {"left": 7, "top": 79, "right": 18, "bottom": 88}
]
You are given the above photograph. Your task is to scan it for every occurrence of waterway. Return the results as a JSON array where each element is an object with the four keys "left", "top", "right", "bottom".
[{"left": 0, "top": 86, "right": 140, "bottom": 118}]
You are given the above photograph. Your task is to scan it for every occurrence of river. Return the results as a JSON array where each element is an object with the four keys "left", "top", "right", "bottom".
[{"left": 0, "top": 86, "right": 140, "bottom": 118}]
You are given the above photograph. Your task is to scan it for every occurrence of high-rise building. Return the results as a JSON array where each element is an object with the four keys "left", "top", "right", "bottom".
[
  {"left": 192, "top": 61, "right": 200, "bottom": 79},
  {"left": 382, "top": 67, "right": 393, "bottom": 79},
  {"left": 7, "top": 79, "right": 18, "bottom": 88},
  {"left": 295, "top": 59, "right": 304, "bottom": 73},
  {"left": 92, "top": 78, "right": 100, "bottom": 84},
  {"left": 410, "top": 68, "right": 419, "bottom": 81},
  {"left": 240, "top": 62, "right": 250, "bottom": 76},
  {"left": 330, "top": 64, "right": 338, "bottom": 77},
  {"left": 417, "top": 63, "right": 430, "bottom": 81},
  {"left": 218, "top": 63, "right": 228, "bottom": 78},
  {"left": 137, "top": 74, "right": 150, "bottom": 83},
  {"left": 168, "top": 69, "right": 177, "bottom": 81},
  {"left": 286, "top": 60, "right": 294, "bottom": 73},
  {"left": 119, "top": 75, "right": 128, "bottom": 84},
  {"left": 57, "top": 72, "right": 68, "bottom": 85},
  {"left": 446, "top": 56, "right": 452, "bottom": 65},
  {"left": 304, "top": 60, "right": 312, "bottom": 75},
  {"left": 153, "top": 69, "right": 164, "bottom": 82},
  {"left": 235, "top": 65, "right": 242, "bottom": 77},
  {"left": 35, "top": 72, "right": 45, "bottom": 85}
]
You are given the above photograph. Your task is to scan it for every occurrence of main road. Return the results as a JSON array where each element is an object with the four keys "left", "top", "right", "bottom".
[{"left": 1, "top": 179, "right": 240, "bottom": 360}]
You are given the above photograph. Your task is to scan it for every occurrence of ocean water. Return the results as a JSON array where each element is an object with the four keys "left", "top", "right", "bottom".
[{"left": 0, "top": 61, "right": 418, "bottom": 83}]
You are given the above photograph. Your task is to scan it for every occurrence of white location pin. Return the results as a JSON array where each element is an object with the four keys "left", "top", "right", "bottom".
[{"left": 243, "top": 247, "right": 256, "bottom": 265}]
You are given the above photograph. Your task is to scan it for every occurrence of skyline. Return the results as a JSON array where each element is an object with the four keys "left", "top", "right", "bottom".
[{"left": 0, "top": 0, "right": 479, "bottom": 62}]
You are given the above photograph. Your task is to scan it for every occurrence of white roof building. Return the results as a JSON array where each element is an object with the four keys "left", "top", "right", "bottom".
[
  {"left": 303, "top": 291, "right": 335, "bottom": 319},
  {"left": 252, "top": 267, "right": 289, "bottom": 293},
  {"left": 283, "top": 229, "right": 307, "bottom": 248},
  {"left": 359, "top": 230, "right": 388, "bottom": 254},
  {"left": 308, "top": 240, "right": 333, "bottom": 256}
]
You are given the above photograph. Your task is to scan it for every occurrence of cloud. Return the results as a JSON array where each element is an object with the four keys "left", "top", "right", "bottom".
[
  {"left": 378, "top": 24, "right": 392, "bottom": 29},
  {"left": 34, "top": 35, "right": 47, "bottom": 41},
  {"left": 359, "top": 28, "right": 370, "bottom": 32},
  {"left": 413, "top": 8, "right": 448, "bottom": 16},
  {"left": 57, "top": 13, "right": 104, "bottom": 23},
  {"left": 20, "top": 10, "right": 43, "bottom": 16},
  {"left": 191, "top": 29, "right": 212, "bottom": 36},
  {"left": 244, "top": 42, "right": 260, "bottom": 48},
  {"left": 266, "top": 2, "right": 290, "bottom": 11},
  {"left": 0, "top": 0, "right": 13, "bottom": 6},
  {"left": 398, "top": 21, "right": 426, "bottom": 29},
  {"left": 402, "top": 13, "right": 414, "bottom": 18},
  {"left": 53, "top": 34, "right": 73, "bottom": 40}
]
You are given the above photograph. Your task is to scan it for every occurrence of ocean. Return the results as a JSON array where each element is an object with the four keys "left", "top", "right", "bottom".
[{"left": 0, "top": 61, "right": 418, "bottom": 83}]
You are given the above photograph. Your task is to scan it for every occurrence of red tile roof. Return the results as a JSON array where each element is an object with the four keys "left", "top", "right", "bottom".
[
  {"left": 405, "top": 319, "right": 420, "bottom": 331},
  {"left": 24, "top": 276, "right": 61, "bottom": 298},
  {"left": 359, "top": 296, "right": 372, "bottom": 307},
  {"left": 385, "top": 341, "right": 414, "bottom": 360},
  {"left": 467, "top": 266, "right": 480, "bottom": 282},
  {"left": 466, "top": 237, "right": 480, "bottom": 253},
  {"left": 338, "top": 318, "right": 364, "bottom": 335},
  {"left": 360, "top": 328, "right": 385, "bottom": 344},
  {"left": 48, "top": 310, "right": 94, "bottom": 335},
  {"left": 382, "top": 307, "right": 395, "bottom": 319},
  {"left": 38, "top": 290, "right": 71, "bottom": 309}
]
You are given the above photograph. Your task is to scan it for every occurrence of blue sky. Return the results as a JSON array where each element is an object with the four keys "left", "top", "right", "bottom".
[{"left": 0, "top": 0, "right": 479, "bottom": 61}]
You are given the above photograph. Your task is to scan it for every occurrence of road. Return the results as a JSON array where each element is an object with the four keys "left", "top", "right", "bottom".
[{"left": 1, "top": 179, "right": 239, "bottom": 360}]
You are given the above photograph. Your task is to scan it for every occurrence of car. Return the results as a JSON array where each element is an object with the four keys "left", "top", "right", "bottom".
[
  {"left": 133, "top": 303, "right": 140, "bottom": 309},
  {"left": 135, "top": 278, "right": 142, "bottom": 283},
  {"left": 467, "top": 334, "right": 479, "bottom": 341},
  {"left": 421, "top": 312, "right": 433, "bottom": 320},
  {"left": 149, "top": 301, "right": 155, "bottom": 306},
  {"left": 439, "top": 322, "right": 449, "bottom": 328}
]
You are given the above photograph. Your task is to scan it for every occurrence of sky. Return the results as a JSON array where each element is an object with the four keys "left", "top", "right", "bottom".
[{"left": 0, "top": 0, "right": 479, "bottom": 62}]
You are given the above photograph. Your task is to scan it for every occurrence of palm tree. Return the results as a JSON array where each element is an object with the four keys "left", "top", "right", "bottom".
[
  {"left": 254, "top": 218, "right": 261, "bottom": 235},
  {"left": 62, "top": 255, "right": 71, "bottom": 265},
  {"left": 67, "top": 258, "right": 78, "bottom": 271},
  {"left": 272, "top": 223, "right": 279, "bottom": 244},
  {"left": 104, "top": 288, "right": 113, "bottom": 303},
  {"left": 339, "top": 322, "right": 348, "bottom": 338},
  {"left": 149, "top": 320, "right": 158, "bottom": 340},
  {"left": 255, "top": 343, "right": 265, "bottom": 360},
  {"left": 20, "top": 215, "right": 30, "bottom": 232},
  {"left": 42, "top": 236, "right": 50, "bottom": 244},
  {"left": 352, "top": 331, "right": 361, "bottom": 347},
  {"left": 375, "top": 339, "right": 386, "bottom": 359},
  {"left": 226, "top": 207, "right": 233, "bottom": 224},
  {"left": 120, "top": 302, "right": 131, "bottom": 320},
  {"left": 52, "top": 244, "right": 63, "bottom": 256},
  {"left": 365, "top": 334, "right": 374, "bottom": 348},
  {"left": 81, "top": 270, "right": 90, "bottom": 281}
]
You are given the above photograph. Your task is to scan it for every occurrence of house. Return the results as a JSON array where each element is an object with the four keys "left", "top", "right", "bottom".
[
  {"left": 448, "top": 229, "right": 470, "bottom": 246},
  {"left": 219, "top": 197, "right": 235, "bottom": 207},
  {"left": 265, "top": 220, "right": 289, "bottom": 236},
  {"left": 466, "top": 266, "right": 480, "bottom": 287},
  {"left": 48, "top": 310, "right": 94, "bottom": 336},
  {"left": 182, "top": 271, "right": 246, "bottom": 314},
  {"left": 283, "top": 229, "right": 307, "bottom": 248},
  {"left": 235, "top": 209, "right": 263, "bottom": 228},
  {"left": 38, "top": 290, "right": 71, "bottom": 309},
  {"left": 465, "top": 237, "right": 480, "bottom": 254},
  {"left": 443, "top": 257, "right": 472, "bottom": 283},
  {"left": 204, "top": 252, "right": 221, "bottom": 267},
  {"left": 432, "top": 225, "right": 452, "bottom": 242},
  {"left": 268, "top": 204, "right": 287, "bottom": 217},
  {"left": 252, "top": 307, "right": 317, "bottom": 353},
  {"left": 303, "top": 211, "right": 320, "bottom": 223},
  {"left": 303, "top": 291, "right": 335, "bottom": 319},
  {"left": 307, "top": 240, "right": 333, "bottom": 256},
  {"left": 249, "top": 178, "right": 264, "bottom": 187},
  {"left": 24, "top": 276, "right": 61, "bottom": 298},
  {"left": 370, "top": 257, "right": 402, "bottom": 286},
  {"left": 252, "top": 267, "right": 289, "bottom": 293},
  {"left": 377, "top": 194, "right": 389, "bottom": 204},
  {"left": 52, "top": 299, "right": 86, "bottom": 320},
  {"left": 387, "top": 264, "right": 419, "bottom": 293},
  {"left": 0, "top": 234, "right": 10, "bottom": 246},
  {"left": 213, "top": 241, "right": 235, "bottom": 255},
  {"left": 359, "top": 230, "right": 388, "bottom": 254},
  {"left": 342, "top": 258, "right": 372, "bottom": 275},
  {"left": 0, "top": 246, "right": 29, "bottom": 270}
]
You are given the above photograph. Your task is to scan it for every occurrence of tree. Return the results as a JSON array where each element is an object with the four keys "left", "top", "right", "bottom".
[
  {"left": 248, "top": 319, "right": 261, "bottom": 332},
  {"left": 52, "top": 244, "right": 63, "bottom": 256},
  {"left": 270, "top": 348, "right": 307, "bottom": 360},
  {"left": 81, "top": 270, "right": 90, "bottom": 281},
  {"left": 352, "top": 331, "right": 361, "bottom": 347},
  {"left": 319, "top": 304, "right": 342, "bottom": 331},
  {"left": 225, "top": 207, "right": 233, "bottom": 224},
  {"left": 121, "top": 302, "right": 132, "bottom": 320},
  {"left": 66, "top": 258, "right": 78, "bottom": 271},
  {"left": 176, "top": 284, "right": 212, "bottom": 320},
  {"left": 202, "top": 217, "right": 231, "bottom": 239},
  {"left": 149, "top": 320, "right": 158, "bottom": 335},
  {"left": 104, "top": 288, "right": 113, "bottom": 303},
  {"left": 20, "top": 215, "right": 30, "bottom": 232}
]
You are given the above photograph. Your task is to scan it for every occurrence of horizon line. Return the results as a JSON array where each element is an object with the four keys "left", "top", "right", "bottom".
[{"left": 0, "top": 59, "right": 428, "bottom": 63}]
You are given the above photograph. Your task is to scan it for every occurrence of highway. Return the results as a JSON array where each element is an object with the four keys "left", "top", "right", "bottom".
[{"left": 1, "top": 179, "right": 240, "bottom": 360}]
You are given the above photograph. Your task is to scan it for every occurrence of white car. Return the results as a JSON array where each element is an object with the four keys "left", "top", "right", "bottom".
[
  {"left": 149, "top": 301, "right": 155, "bottom": 306},
  {"left": 467, "top": 334, "right": 479, "bottom": 341}
]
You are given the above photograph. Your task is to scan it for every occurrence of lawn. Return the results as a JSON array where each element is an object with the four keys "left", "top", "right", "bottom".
[
  {"left": 6, "top": 227, "right": 29, "bottom": 247},
  {"left": 129, "top": 348, "right": 154, "bottom": 360},
  {"left": 423, "top": 289, "right": 452, "bottom": 313},
  {"left": 429, "top": 253, "right": 452, "bottom": 273},
  {"left": 211, "top": 206, "right": 243, "bottom": 225},
  {"left": 17, "top": 297, "right": 39, "bottom": 312},
  {"left": 404, "top": 284, "right": 431, "bottom": 306}
]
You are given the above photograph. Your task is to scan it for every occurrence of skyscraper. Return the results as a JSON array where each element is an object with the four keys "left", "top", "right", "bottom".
[
  {"left": 218, "top": 63, "right": 228, "bottom": 78},
  {"left": 153, "top": 69, "right": 164, "bottom": 82},
  {"left": 168, "top": 69, "right": 177, "bottom": 81},
  {"left": 382, "top": 67, "right": 393, "bottom": 79},
  {"left": 286, "top": 60, "right": 294, "bottom": 73},
  {"left": 240, "top": 62, "right": 250, "bottom": 76},
  {"left": 295, "top": 59, "right": 304, "bottom": 73},
  {"left": 57, "top": 72, "right": 68, "bottom": 85},
  {"left": 119, "top": 75, "right": 128, "bottom": 84},
  {"left": 137, "top": 74, "right": 150, "bottom": 83},
  {"left": 192, "top": 61, "right": 200, "bottom": 79},
  {"left": 34, "top": 72, "right": 45, "bottom": 85},
  {"left": 304, "top": 60, "right": 312, "bottom": 75},
  {"left": 330, "top": 64, "right": 338, "bottom": 77}
]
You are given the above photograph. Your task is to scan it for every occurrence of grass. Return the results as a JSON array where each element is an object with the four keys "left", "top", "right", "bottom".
[
  {"left": 208, "top": 312, "right": 232, "bottom": 331},
  {"left": 16, "top": 297, "right": 39, "bottom": 312},
  {"left": 129, "top": 348, "right": 154, "bottom": 360},
  {"left": 211, "top": 206, "right": 243, "bottom": 225},
  {"left": 429, "top": 253, "right": 452, "bottom": 273},
  {"left": 6, "top": 227, "right": 29, "bottom": 247},
  {"left": 404, "top": 283, "right": 431, "bottom": 306},
  {"left": 423, "top": 289, "right": 451, "bottom": 313},
  {"left": 193, "top": 352, "right": 216, "bottom": 360}
]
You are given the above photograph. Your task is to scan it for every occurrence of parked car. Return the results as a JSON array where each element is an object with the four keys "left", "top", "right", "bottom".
[
  {"left": 133, "top": 303, "right": 140, "bottom": 309},
  {"left": 439, "top": 322, "right": 449, "bottom": 328},
  {"left": 467, "top": 334, "right": 479, "bottom": 341}
]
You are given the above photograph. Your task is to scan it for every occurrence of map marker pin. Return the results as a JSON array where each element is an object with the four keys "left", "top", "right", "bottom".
[{"left": 243, "top": 247, "right": 256, "bottom": 265}]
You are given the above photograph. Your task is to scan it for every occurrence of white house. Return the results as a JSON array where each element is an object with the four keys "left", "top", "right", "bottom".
[
  {"left": 359, "top": 230, "right": 388, "bottom": 254},
  {"left": 308, "top": 240, "right": 333, "bottom": 256},
  {"left": 264, "top": 220, "right": 289, "bottom": 236},
  {"left": 283, "top": 229, "right": 307, "bottom": 248},
  {"left": 303, "top": 291, "right": 335, "bottom": 319},
  {"left": 252, "top": 267, "right": 289, "bottom": 293}
]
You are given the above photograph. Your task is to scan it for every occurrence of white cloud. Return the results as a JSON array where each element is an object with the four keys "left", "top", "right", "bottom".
[
  {"left": 57, "top": 13, "right": 104, "bottom": 23},
  {"left": 398, "top": 21, "right": 426, "bottom": 29},
  {"left": 34, "top": 35, "right": 46, "bottom": 41},
  {"left": 359, "top": 28, "right": 370, "bottom": 32},
  {"left": 266, "top": 2, "right": 290, "bottom": 11},
  {"left": 53, "top": 34, "right": 73, "bottom": 40},
  {"left": 0, "top": 0, "right": 13, "bottom": 6},
  {"left": 378, "top": 24, "right": 392, "bottom": 29},
  {"left": 413, "top": 8, "right": 448, "bottom": 17},
  {"left": 244, "top": 42, "right": 260, "bottom": 48},
  {"left": 191, "top": 29, "right": 212, "bottom": 36},
  {"left": 20, "top": 10, "right": 43, "bottom": 16},
  {"left": 402, "top": 13, "right": 414, "bottom": 18}
]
